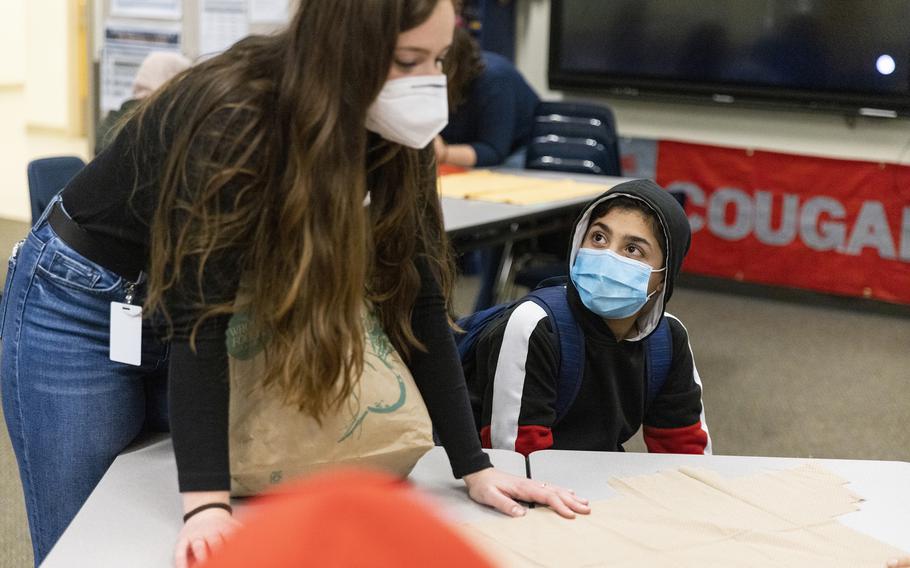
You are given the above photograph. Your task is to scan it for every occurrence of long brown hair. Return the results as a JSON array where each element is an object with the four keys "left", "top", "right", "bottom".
[
  {"left": 138, "top": 0, "right": 452, "bottom": 419},
  {"left": 445, "top": 26, "right": 485, "bottom": 111}
]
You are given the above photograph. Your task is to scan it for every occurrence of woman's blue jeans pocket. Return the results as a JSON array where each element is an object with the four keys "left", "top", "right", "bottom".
[
  {"left": 36, "top": 246, "right": 123, "bottom": 297},
  {"left": 0, "top": 239, "right": 25, "bottom": 340}
]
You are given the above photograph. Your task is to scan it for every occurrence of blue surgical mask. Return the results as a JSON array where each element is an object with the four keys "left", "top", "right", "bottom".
[{"left": 570, "top": 248, "right": 666, "bottom": 319}]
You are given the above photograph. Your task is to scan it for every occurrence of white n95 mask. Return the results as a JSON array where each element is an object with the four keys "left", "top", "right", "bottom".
[{"left": 365, "top": 75, "right": 449, "bottom": 149}]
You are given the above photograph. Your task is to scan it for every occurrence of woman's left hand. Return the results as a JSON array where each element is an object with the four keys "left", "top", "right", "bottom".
[
  {"left": 887, "top": 558, "right": 910, "bottom": 567},
  {"left": 463, "top": 467, "right": 590, "bottom": 519}
]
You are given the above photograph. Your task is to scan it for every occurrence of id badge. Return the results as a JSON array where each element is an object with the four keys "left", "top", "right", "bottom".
[{"left": 110, "top": 302, "right": 142, "bottom": 366}]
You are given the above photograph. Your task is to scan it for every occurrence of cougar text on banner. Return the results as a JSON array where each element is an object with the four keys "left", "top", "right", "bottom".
[{"left": 655, "top": 140, "right": 910, "bottom": 304}]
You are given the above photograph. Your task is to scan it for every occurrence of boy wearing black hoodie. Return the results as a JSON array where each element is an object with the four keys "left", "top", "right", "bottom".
[{"left": 462, "top": 179, "right": 711, "bottom": 456}]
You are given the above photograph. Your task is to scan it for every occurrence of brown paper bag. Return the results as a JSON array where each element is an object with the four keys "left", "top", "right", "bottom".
[{"left": 225, "top": 305, "right": 435, "bottom": 497}]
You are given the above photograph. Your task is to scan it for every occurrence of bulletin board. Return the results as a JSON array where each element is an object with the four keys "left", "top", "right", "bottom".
[{"left": 91, "top": 0, "right": 295, "bottom": 145}]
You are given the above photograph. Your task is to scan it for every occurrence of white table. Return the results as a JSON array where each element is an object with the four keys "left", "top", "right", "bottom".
[
  {"left": 442, "top": 169, "right": 631, "bottom": 243},
  {"left": 529, "top": 450, "right": 910, "bottom": 555},
  {"left": 41, "top": 440, "right": 526, "bottom": 568},
  {"left": 44, "top": 442, "right": 910, "bottom": 565}
]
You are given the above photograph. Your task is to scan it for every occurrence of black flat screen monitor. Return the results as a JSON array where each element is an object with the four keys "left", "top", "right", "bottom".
[{"left": 549, "top": 0, "right": 910, "bottom": 116}]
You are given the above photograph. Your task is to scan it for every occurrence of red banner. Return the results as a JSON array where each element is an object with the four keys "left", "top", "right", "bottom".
[{"left": 655, "top": 140, "right": 910, "bottom": 304}]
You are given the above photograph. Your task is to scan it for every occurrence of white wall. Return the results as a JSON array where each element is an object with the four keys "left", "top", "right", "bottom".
[
  {"left": 0, "top": 0, "right": 27, "bottom": 86},
  {"left": 0, "top": 91, "right": 30, "bottom": 222},
  {"left": 0, "top": 0, "right": 87, "bottom": 222},
  {"left": 0, "top": 0, "right": 28, "bottom": 219},
  {"left": 0, "top": 91, "right": 88, "bottom": 222},
  {"left": 514, "top": 0, "right": 910, "bottom": 165},
  {"left": 25, "top": 0, "right": 72, "bottom": 130}
]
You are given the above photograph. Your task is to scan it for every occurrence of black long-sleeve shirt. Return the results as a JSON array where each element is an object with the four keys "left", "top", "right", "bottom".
[{"left": 60, "top": 94, "right": 490, "bottom": 491}]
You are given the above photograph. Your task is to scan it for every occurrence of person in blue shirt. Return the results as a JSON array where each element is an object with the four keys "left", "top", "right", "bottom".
[{"left": 434, "top": 27, "right": 539, "bottom": 168}]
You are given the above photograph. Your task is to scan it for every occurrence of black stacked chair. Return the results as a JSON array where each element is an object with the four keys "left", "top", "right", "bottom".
[
  {"left": 525, "top": 101, "right": 622, "bottom": 176},
  {"left": 27, "top": 156, "right": 86, "bottom": 225}
]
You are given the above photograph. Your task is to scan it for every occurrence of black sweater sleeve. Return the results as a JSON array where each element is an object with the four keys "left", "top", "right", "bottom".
[
  {"left": 165, "top": 126, "right": 247, "bottom": 492},
  {"left": 169, "top": 328, "right": 232, "bottom": 491},
  {"left": 410, "top": 258, "right": 492, "bottom": 478}
]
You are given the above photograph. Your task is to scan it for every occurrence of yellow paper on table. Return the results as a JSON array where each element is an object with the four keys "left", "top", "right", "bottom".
[
  {"left": 478, "top": 180, "right": 609, "bottom": 205},
  {"left": 460, "top": 464, "right": 906, "bottom": 568},
  {"left": 439, "top": 170, "right": 607, "bottom": 204},
  {"left": 439, "top": 170, "right": 551, "bottom": 198}
]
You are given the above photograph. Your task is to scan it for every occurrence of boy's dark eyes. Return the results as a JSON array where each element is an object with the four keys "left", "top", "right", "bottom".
[
  {"left": 589, "top": 231, "right": 646, "bottom": 256},
  {"left": 625, "top": 244, "right": 643, "bottom": 256}
]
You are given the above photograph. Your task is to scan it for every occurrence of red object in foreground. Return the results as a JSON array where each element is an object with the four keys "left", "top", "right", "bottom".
[
  {"left": 438, "top": 163, "right": 468, "bottom": 177},
  {"left": 201, "top": 469, "right": 495, "bottom": 568}
]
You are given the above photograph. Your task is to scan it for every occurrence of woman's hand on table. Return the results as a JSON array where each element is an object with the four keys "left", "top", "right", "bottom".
[
  {"left": 175, "top": 508, "right": 240, "bottom": 568},
  {"left": 463, "top": 467, "right": 590, "bottom": 519},
  {"left": 887, "top": 558, "right": 910, "bottom": 567},
  {"left": 175, "top": 493, "right": 241, "bottom": 568}
]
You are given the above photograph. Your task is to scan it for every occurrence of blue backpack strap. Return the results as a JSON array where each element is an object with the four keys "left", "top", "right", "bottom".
[
  {"left": 454, "top": 301, "right": 516, "bottom": 360},
  {"left": 644, "top": 315, "right": 673, "bottom": 408},
  {"left": 525, "top": 286, "right": 584, "bottom": 424}
]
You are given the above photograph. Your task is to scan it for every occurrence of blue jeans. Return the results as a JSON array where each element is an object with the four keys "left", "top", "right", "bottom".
[{"left": 0, "top": 198, "right": 169, "bottom": 565}]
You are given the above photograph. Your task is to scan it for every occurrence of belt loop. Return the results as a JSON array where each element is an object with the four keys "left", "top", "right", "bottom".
[{"left": 33, "top": 194, "right": 63, "bottom": 228}]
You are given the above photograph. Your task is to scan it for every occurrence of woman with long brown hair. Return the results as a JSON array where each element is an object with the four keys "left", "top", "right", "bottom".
[{"left": 0, "top": 1, "right": 588, "bottom": 566}]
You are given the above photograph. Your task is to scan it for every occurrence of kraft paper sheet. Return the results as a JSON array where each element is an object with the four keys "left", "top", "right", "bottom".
[{"left": 460, "top": 464, "right": 905, "bottom": 567}]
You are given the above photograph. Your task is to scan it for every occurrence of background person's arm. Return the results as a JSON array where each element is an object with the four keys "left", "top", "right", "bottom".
[
  {"left": 435, "top": 136, "right": 478, "bottom": 167},
  {"left": 436, "top": 78, "right": 517, "bottom": 167}
]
